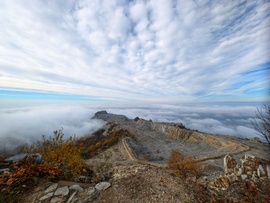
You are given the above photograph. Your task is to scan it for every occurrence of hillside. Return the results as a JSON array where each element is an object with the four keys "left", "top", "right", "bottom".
[
  {"left": 1, "top": 110, "right": 270, "bottom": 202},
  {"left": 92, "top": 110, "right": 269, "bottom": 168}
]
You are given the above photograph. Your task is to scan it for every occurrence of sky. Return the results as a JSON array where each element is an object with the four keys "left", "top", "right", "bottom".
[{"left": 0, "top": 0, "right": 269, "bottom": 103}]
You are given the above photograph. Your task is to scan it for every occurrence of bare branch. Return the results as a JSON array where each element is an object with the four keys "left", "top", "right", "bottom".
[{"left": 251, "top": 104, "right": 270, "bottom": 151}]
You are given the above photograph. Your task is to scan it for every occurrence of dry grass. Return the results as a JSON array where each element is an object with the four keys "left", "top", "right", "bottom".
[{"left": 167, "top": 149, "right": 202, "bottom": 178}]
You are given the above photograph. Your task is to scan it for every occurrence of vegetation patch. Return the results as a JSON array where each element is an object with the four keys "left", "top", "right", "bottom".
[
  {"left": 0, "top": 129, "right": 86, "bottom": 202},
  {"left": 167, "top": 149, "right": 202, "bottom": 178},
  {"left": 78, "top": 125, "right": 133, "bottom": 158}
]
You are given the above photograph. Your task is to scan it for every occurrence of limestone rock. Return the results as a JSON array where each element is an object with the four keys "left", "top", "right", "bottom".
[
  {"left": 40, "top": 192, "right": 54, "bottom": 201},
  {"left": 66, "top": 191, "right": 77, "bottom": 203},
  {"left": 69, "top": 184, "right": 84, "bottom": 191},
  {"left": 50, "top": 196, "right": 65, "bottom": 203},
  {"left": 241, "top": 174, "right": 247, "bottom": 180},
  {"left": 95, "top": 182, "right": 111, "bottom": 191},
  {"left": 224, "top": 154, "right": 237, "bottom": 174},
  {"left": 86, "top": 187, "right": 96, "bottom": 195},
  {"left": 257, "top": 165, "right": 266, "bottom": 177},
  {"left": 45, "top": 183, "right": 58, "bottom": 194},
  {"left": 54, "top": 186, "right": 69, "bottom": 196},
  {"left": 252, "top": 171, "right": 259, "bottom": 182}
]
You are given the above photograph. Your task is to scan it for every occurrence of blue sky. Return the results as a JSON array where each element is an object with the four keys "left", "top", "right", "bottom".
[{"left": 0, "top": 0, "right": 269, "bottom": 103}]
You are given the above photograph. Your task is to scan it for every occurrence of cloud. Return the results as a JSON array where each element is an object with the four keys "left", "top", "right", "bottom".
[
  {"left": 0, "top": 101, "right": 265, "bottom": 153},
  {"left": 0, "top": 104, "right": 105, "bottom": 153},
  {"left": 0, "top": 0, "right": 269, "bottom": 102}
]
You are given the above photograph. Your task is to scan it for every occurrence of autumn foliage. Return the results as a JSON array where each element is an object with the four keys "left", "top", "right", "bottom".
[
  {"left": 167, "top": 149, "right": 201, "bottom": 178},
  {"left": 0, "top": 158, "right": 62, "bottom": 193},
  {"left": 0, "top": 129, "right": 86, "bottom": 202},
  {"left": 24, "top": 129, "right": 85, "bottom": 177}
]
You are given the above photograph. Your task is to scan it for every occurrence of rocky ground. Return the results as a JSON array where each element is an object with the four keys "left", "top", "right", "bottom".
[
  {"left": 1, "top": 110, "right": 270, "bottom": 202},
  {"left": 92, "top": 111, "right": 269, "bottom": 169}
]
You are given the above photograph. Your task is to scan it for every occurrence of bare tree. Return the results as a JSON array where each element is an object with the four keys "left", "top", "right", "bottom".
[{"left": 251, "top": 104, "right": 270, "bottom": 151}]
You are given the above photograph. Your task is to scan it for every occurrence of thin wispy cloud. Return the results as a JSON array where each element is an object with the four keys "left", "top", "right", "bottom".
[{"left": 0, "top": 0, "right": 269, "bottom": 102}]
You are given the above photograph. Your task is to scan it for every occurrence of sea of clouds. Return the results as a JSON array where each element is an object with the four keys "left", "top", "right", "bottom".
[
  {"left": 0, "top": 101, "right": 263, "bottom": 153},
  {"left": 0, "top": 104, "right": 105, "bottom": 153}
]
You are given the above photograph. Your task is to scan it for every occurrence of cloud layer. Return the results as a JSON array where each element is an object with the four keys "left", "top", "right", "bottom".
[
  {"left": 0, "top": 0, "right": 269, "bottom": 102},
  {"left": 0, "top": 105, "right": 105, "bottom": 153},
  {"left": 0, "top": 101, "right": 264, "bottom": 153}
]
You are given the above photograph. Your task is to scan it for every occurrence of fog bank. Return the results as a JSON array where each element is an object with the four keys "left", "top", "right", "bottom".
[
  {"left": 0, "top": 102, "right": 264, "bottom": 154},
  {"left": 0, "top": 105, "right": 105, "bottom": 153}
]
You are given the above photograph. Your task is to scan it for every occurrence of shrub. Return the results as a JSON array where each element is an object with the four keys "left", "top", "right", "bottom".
[
  {"left": 167, "top": 149, "right": 201, "bottom": 178},
  {"left": 0, "top": 157, "right": 62, "bottom": 203},
  {"left": 23, "top": 129, "right": 85, "bottom": 177},
  {"left": 0, "top": 129, "right": 86, "bottom": 202}
]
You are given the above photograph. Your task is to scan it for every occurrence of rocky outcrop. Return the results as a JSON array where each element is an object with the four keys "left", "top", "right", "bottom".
[
  {"left": 224, "top": 154, "right": 270, "bottom": 181},
  {"left": 211, "top": 154, "right": 270, "bottom": 190},
  {"left": 24, "top": 181, "right": 111, "bottom": 203},
  {"left": 93, "top": 111, "right": 129, "bottom": 122}
]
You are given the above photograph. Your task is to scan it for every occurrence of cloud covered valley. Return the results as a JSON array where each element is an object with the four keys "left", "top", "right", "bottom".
[{"left": 0, "top": 102, "right": 263, "bottom": 154}]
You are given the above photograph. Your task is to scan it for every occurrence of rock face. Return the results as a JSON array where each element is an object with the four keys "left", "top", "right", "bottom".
[{"left": 150, "top": 122, "right": 191, "bottom": 140}]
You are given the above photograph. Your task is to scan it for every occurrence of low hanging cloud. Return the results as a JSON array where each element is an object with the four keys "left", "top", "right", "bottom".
[
  {"left": 0, "top": 102, "right": 264, "bottom": 154},
  {"left": 0, "top": 105, "right": 105, "bottom": 153}
]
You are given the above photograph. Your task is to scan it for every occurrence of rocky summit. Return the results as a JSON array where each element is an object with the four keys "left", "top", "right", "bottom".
[{"left": 1, "top": 111, "right": 269, "bottom": 202}]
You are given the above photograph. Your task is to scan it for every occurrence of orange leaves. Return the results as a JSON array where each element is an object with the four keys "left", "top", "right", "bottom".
[
  {"left": 0, "top": 130, "right": 87, "bottom": 202},
  {"left": 167, "top": 149, "right": 201, "bottom": 178},
  {"left": 0, "top": 158, "right": 62, "bottom": 189},
  {"left": 37, "top": 130, "right": 84, "bottom": 177},
  {"left": 21, "top": 129, "right": 85, "bottom": 178}
]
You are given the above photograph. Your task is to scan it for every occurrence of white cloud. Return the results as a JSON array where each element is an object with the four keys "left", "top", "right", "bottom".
[
  {"left": 0, "top": 105, "right": 105, "bottom": 153},
  {"left": 0, "top": 101, "right": 264, "bottom": 153},
  {"left": 0, "top": 0, "right": 269, "bottom": 102}
]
